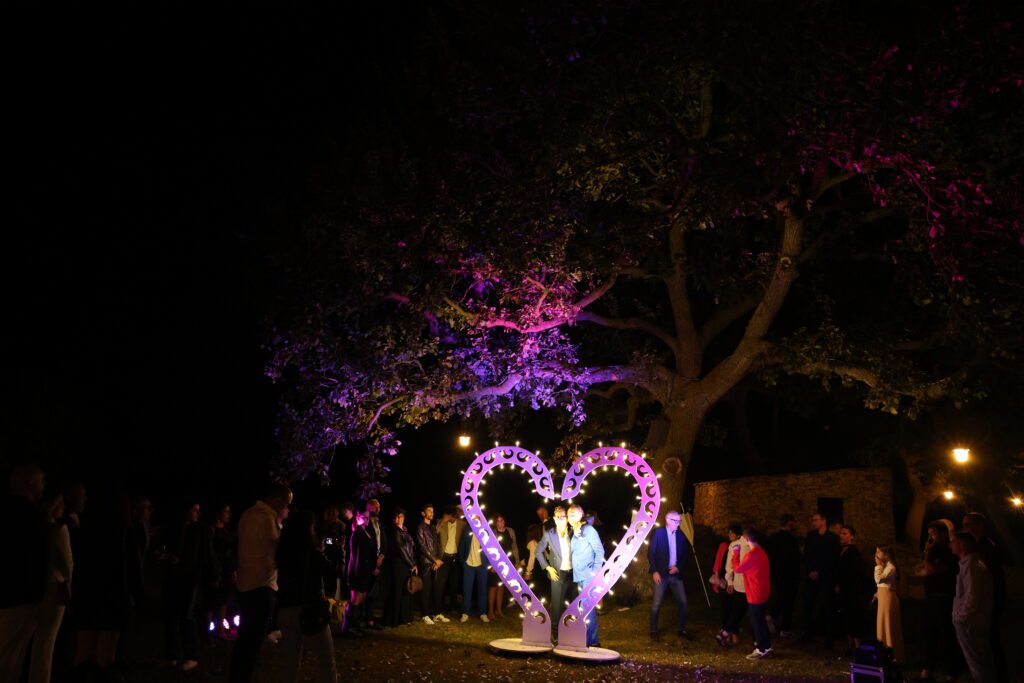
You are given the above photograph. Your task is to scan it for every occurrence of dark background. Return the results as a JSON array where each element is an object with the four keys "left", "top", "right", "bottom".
[{"left": 4, "top": 7, "right": 1014, "bottom": 542}]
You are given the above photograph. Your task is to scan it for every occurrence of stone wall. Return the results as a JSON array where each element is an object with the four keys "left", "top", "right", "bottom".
[{"left": 693, "top": 467, "right": 895, "bottom": 552}]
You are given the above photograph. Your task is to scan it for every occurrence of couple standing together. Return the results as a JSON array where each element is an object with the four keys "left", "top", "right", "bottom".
[{"left": 534, "top": 505, "right": 604, "bottom": 647}]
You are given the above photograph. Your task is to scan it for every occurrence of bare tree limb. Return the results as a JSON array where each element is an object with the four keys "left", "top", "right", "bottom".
[
  {"left": 576, "top": 311, "right": 677, "bottom": 352},
  {"left": 698, "top": 295, "right": 759, "bottom": 349}
]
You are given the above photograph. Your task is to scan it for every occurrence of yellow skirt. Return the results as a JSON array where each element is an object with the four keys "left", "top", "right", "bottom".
[{"left": 876, "top": 587, "right": 904, "bottom": 663}]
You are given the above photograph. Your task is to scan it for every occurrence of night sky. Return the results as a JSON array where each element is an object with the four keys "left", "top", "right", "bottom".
[{"left": 6, "top": 9, "right": 403, "bottom": 508}]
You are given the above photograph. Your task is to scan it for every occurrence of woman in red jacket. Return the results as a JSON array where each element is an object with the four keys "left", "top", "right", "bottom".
[{"left": 734, "top": 528, "right": 772, "bottom": 660}]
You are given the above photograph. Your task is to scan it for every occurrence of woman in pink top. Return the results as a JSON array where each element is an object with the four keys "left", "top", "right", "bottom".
[{"left": 734, "top": 528, "right": 772, "bottom": 660}]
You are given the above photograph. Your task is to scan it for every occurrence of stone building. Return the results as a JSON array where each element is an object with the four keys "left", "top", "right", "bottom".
[{"left": 693, "top": 467, "right": 895, "bottom": 553}]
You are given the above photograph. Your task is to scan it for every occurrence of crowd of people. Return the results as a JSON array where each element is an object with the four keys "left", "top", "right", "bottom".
[
  {"left": 707, "top": 511, "right": 1012, "bottom": 681},
  {"left": 0, "top": 462, "right": 1014, "bottom": 683}
]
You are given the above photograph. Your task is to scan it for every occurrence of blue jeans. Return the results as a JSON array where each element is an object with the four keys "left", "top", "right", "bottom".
[
  {"left": 649, "top": 574, "right": 687, "bottom": 633},
  {"left": 549, "top": 569, "right": 574, "bottom": 637},
  {"left": 748, "top": 601, "right": 772, "bottom": 652},
  {"left": 576, "top": 581, "right": 599, "bottom": 646},
  {"left": 462, "top": 564, "right": 488, "bottom": 616}
]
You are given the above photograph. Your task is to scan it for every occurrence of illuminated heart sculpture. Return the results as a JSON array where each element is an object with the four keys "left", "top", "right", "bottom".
[{"left": 460, "top": 446, "right": 661, "bottom": 654}]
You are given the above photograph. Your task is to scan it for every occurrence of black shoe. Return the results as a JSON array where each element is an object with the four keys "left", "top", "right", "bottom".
[
  {"left": 650, "top": 632, "right": 660, "bottom": 642},
  {"left": 366, "top": 621, "right": 384, "bottom": 631},
  {"left": 678, "top": 629, "right": 694, "bottom": 641}
]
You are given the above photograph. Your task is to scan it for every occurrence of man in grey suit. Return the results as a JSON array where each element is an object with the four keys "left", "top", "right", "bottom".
[{"left": 535, "top": 506, "right": 574, "bottom": 640}]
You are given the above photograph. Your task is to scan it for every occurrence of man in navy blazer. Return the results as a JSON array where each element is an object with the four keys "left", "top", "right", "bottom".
[{"left": 648, "top": 510, "right": 693, "bottom": 640}]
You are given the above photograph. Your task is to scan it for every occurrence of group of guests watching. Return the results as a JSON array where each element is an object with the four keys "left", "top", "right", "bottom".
[
  {"left": 0, "top": 464, "right": 243, "bottom": 682},
  {"left": 1, "top": 464, "right": 155, "bottom": 682},
  {"left": 708, "top": 511, "right": 1011, "bottom": 682},
  {"left": 3, "top": 463, "right": 1014, "bottom": 683}
]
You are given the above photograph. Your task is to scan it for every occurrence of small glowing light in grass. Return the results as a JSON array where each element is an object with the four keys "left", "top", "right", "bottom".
[
  {"left": 458, "top": 435, "right": 472, "bottom": 448},
  {"left": 953, "top": 447, "right": 970, "bottom": 464},
  {"left": 944, "top": 490, "right": 955, "bottom": 500},
  {"left": 1012, "top": 497, "right": 1022, "bottom": 507}
]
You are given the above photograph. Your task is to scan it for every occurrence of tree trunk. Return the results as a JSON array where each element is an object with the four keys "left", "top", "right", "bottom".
[
  {"left": 648, "top": 402, "right": 705, "bottom": 518},
  {"left": 901, "top": 455, "right": 934, "bottom": 547}
]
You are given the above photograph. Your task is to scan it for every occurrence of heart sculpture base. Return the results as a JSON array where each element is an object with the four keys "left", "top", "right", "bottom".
[
  {"left": 552, "top": 645, "right": 620, "bottom": 662},
  {"left": 489, "top": 637, "right": 553, "bottom": 654}
]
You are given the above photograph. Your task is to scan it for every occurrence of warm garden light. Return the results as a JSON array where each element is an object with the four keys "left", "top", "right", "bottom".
[
  {"left": 952, "top": 447, "right": 970, "bottom": 463},
  {"left": 458, "top": 434, "right": 471, "bottom": 448},
  {"left": 1012, "top": 497, "right": 1022, "bottom": 507},
  {"left": 944, "top": 490, "right": 955, "bottom": 500}
]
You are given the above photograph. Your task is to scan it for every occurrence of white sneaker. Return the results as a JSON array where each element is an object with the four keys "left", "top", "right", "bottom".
[
  {"left": 480, "top": 615, "right": 490, "bottom": 623},
  {"left": 181, "top": 660, "right": 199, "bottom": 672},
  {"left": 422, "top": 616, "right": 435, "bottom": 625},
  {"left": 745, "top": 648, "right": 765, "bottom": 660},
  {"left": 434, "top": 614, "right": 450, "bottom": 623},
  {"left": 460, "top": 613, "right": 469, "bottom": 623}
]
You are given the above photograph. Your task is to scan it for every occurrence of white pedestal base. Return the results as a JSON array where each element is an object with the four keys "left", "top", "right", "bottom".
[
  {"left": 552, "top": 645, "right": 620, "bottom": 662},
  {"left": 489, "top": 637, "right": 553, "bottom": 654}
]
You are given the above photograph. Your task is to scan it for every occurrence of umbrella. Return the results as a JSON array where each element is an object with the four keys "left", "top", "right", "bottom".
[{"left": 681, "top": 509, "right": 712, "bottom": 608}]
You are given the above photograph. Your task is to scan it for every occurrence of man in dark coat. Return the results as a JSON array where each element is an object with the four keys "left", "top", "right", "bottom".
[
  {"left": 647, "top": 510, "right": 693, "bottom": 641},
  {"left": 801, "top": 510, "right": 840, "bottom": 646},
  {"left": 0, "top": 464, "right": 47, "bottom": 681},
  {"left": 764, "top": 514, "right": 801, "bottom": 636}
]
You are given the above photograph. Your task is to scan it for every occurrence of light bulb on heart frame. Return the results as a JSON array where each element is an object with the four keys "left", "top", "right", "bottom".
[{"left": 460, "top": 444, "right": 660, "bottom": 660}]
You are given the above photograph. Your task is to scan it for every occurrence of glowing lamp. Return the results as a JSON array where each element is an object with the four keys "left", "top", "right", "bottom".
[
  {"left": 458, "top": 434, "right": 472, "bottom": 448},
  {"left": 943, "top": 490, "right": 955, "bottom": 500},
  {"left": 952, "top": 448, "right": 970, "bottom": 464},
  {"left": 1012, "top": 497, "right": 1022, "bottom": 507}
]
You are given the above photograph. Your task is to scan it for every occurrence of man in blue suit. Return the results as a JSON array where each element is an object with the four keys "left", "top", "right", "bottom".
[
  {"left": 647, "top": 509, "right": 692, "bottom": 641},
  {"left": 535, "top": 506, "right": 573, "bottom": 639},
  {"left": 568, "top": 504, "right": 605, "bottom": 647}
]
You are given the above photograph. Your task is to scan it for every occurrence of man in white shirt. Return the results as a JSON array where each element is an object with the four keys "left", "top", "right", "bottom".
[
  {"left": 229, "top": 483, "right": 292, "bottom": 683},
  {"left": 950, "top": 531, "right": 995, "bottom": 683}
]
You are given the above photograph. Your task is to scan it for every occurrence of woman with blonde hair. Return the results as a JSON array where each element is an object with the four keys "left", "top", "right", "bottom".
[{"left": 872, "top": 545, "right": 904, "bottom": 663}]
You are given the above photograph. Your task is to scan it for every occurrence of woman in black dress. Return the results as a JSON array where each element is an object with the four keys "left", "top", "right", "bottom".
[
  {"left": 382, "top": 507, "right": 417, "bottom": 627},
  {"left": 343, "top": 510, "right": 377, "bottom": 635},
  {"left": 208, "top": 503, "right": 235, "bottom": 639}
]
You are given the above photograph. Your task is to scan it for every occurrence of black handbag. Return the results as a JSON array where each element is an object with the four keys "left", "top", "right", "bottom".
[{"left": 299, "top": 550, "right": 331, "bottom": 636}]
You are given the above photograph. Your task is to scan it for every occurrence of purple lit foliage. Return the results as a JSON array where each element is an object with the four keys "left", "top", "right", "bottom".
[{"left": 267, "top": 2, "right": 1024, "bottom": 498}]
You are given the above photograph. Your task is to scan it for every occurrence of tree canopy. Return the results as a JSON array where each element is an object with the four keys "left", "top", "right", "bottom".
[{"left": 265, "top": 0, "right": 1024, "bottom": 503}]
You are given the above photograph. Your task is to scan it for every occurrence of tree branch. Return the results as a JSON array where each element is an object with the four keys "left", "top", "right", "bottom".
[
  {"left": 700, "top": 209, "right": 805, "bottom": 404},
  {"left": 698, "top": 295, "right": 759, "bottom": 350},
  {"left": 667, "top": 217, "right": 702, "bottom": 375},
  {"left": 443, "top": 272, "right": 622, "bottom": 334},
  {"left": 575, "top": 311, "right": 677, "bottom": 352}
]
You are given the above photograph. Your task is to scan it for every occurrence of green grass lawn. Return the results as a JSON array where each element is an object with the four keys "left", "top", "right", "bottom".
[{"left": 116, "top": 590, "right": 1024, "bottom": 681}]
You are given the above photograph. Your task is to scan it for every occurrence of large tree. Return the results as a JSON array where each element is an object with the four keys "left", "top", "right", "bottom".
[{"left": 266, "top": 1, "right": 1023, "bottom": 506}]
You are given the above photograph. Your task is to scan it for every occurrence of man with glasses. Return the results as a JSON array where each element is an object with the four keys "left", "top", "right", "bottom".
[
  {"left": 648, "top": 510, "right": 692, "bottom": 642},
  {"left": 535, "top": 506, "right": 574, "bottom": 641}
]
